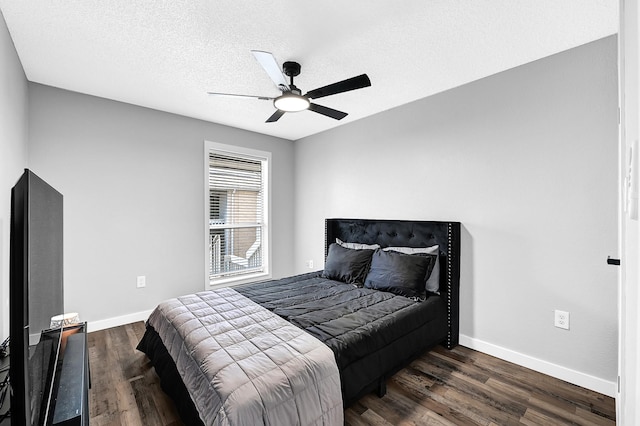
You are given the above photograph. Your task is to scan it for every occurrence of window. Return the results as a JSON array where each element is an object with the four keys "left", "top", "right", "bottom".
[{"left": 204, "top": 142, "right": 270, "bottom": 286}]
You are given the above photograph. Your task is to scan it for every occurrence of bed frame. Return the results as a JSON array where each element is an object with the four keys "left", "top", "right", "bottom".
[
  {"left": 138, "top": 218, "right": 461, "bottom": 423},
  {"left": 325, "top": 218, "right": 461, "bottom": 402}
]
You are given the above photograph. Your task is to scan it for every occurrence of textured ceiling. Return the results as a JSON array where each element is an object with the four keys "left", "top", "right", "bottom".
[{"left": 0, "top": 1, "right": 618, "bottom": 141}]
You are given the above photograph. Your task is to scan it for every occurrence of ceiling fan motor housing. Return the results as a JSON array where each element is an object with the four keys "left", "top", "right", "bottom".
[{"left": 288, "top": 85, "right": 302, "bottom": 95}]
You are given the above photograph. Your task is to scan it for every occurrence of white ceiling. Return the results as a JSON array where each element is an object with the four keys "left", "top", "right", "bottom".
[{"left": 0, "top": 1, "right": 618, "bottom": 141}]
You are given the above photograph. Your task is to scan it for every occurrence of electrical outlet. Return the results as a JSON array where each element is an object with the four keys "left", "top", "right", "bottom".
[
  {"left": 306, "top": 260, "right": 314, "bottom": 269},
  {"left": 554, "top": 310, "right": 569, "bottom": 330},
  {"left": 136, "top": 275, "right": 146, "bottom": 288}
]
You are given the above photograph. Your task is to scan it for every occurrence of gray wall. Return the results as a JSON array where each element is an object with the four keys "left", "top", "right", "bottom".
[
  {"left": 27, "top": 84, "right": 295, "bottom": 325},
  {"left": 0, "top": 11, "right": 28, "bottom": 339},
  {"left": 293, "top": 36, "right": 619, "bottom": 384}
]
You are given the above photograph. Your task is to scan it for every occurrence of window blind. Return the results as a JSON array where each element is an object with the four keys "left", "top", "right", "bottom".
[{"left": 208, "top": 152, "right": 265, "bottom": 280}]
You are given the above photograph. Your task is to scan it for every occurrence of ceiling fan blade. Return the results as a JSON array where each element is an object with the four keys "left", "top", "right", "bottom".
[
  {"left": 309, "top": 103, "right": 348, "bottom": 120},
  {"left": 266, "top": 109, "right": 286, "bottom": 123},
  {"left": 305, "top": 74, "right": 371, "bottom": 100},
  {"left": 252, "top": 50, "right": 290, "bottom": 91},
  {"left": 207, "top": 92, "right": 273, "bottom": 101}
]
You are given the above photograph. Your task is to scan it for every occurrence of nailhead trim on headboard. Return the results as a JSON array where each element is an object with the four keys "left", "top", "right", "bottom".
[{"left": 447, "top": 222, "right": 453, "bottom": 348}]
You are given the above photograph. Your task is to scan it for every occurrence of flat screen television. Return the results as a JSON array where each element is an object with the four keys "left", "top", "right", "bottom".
[{"left": 9, "top": 169, "right": 64, "bottom": 426}]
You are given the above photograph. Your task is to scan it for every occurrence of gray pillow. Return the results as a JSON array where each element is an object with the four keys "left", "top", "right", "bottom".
[{"left": 336, "top": 238, "right": 380, "bottom": 250}]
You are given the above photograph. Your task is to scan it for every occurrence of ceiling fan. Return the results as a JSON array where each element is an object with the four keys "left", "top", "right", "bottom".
[{"left": 207, "top": 51, "right": 371, "bottom": 123}]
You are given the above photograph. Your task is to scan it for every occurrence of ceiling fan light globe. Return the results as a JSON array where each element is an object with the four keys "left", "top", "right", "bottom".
[{"left": 273, "top": 93, "right": 310, "bottom": 112}]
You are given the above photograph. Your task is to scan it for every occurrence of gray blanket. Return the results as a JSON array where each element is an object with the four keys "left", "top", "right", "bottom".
[{"left": 147, "top": 287, "right": 343, "bottom": 426}]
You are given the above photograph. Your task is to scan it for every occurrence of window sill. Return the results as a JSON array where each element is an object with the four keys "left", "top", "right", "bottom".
[{"left": 208, "top": 271, "right": 271, "bottom": 289}]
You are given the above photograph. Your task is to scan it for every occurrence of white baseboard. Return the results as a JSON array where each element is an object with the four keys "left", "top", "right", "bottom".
[
  {"left": 86, "top": 309, "right": 153, "bottom": 333},
  {"left": 459, "top": 334, "right": 616, "bottom": 397}
]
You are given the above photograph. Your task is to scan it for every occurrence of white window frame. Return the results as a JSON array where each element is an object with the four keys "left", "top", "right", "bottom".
[{"left": 204, "top": 141, "right": 271, "bottom": 288}]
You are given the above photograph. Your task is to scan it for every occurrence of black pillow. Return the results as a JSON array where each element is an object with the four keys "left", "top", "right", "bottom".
[
  {"left": 322, "top": 243, "right": 374, "bottom": 285},
  {"left": 364, "top": 249, "right": 436, "bottom": 298}
]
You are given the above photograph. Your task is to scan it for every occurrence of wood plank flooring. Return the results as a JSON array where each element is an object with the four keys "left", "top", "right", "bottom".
[{"left": 88, "top": 322, "right": 615, "bottom": 425}]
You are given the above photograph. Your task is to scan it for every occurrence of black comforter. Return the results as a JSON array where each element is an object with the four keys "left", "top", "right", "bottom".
[{"left": 236, "top": 271, "right": 448, "bottom": 403}]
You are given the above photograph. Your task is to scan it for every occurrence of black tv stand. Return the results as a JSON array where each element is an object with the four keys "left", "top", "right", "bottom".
[
  {"left": 0, "top": 349, "right": 9, "bottom": 425},
  {"left": 51, "top": 323, "right": 89, "bottom": 426},
  {"left": 0, "top": 323, "right": 89, "bottom": 426}
]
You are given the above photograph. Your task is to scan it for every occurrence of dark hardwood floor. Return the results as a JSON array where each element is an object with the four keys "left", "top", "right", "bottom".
[{"left": 88, "top": 322, "right": 616, "bottom": 425}]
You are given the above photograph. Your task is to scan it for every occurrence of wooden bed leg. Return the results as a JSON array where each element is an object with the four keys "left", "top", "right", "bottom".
[{"left": 377, "top": 379, "right": 387, "bottom": 398}]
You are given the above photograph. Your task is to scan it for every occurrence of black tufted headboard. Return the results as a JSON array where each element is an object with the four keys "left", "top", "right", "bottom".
[{"left": 325, "top": 218, "right": 461, "bottom": 349}]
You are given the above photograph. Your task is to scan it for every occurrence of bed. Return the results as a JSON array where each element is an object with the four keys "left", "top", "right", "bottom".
[{"left": 137, "top": 218, "right": 461, "bottom": 425}]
